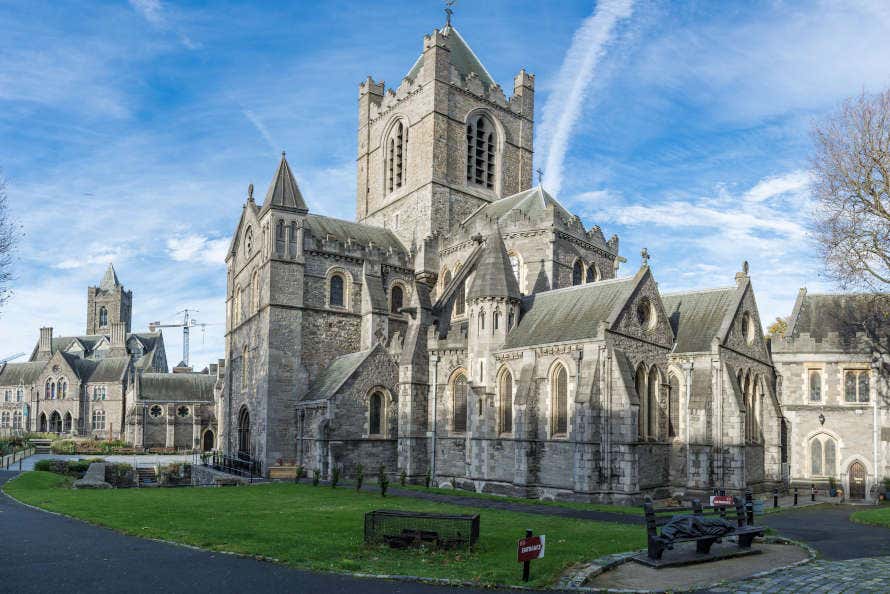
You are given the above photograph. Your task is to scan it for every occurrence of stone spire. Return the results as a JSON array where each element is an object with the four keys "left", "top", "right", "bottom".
[
  {"left": 100, "top": 263, "right": 121, "bottom": 291},
  {"left": 467, "top": 229, "right": 521, "bottom": 301},
  {"left": 260, "top": 151, "right": 308, "bottom": 214}
]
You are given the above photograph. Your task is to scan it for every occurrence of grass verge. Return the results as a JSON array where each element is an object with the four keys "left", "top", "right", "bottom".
[
  {"left": 5, "top": 472, "right": 645, "bottom": 587},
  {"left": 851, "top": 504, "right": 890, "bottom": 528}
]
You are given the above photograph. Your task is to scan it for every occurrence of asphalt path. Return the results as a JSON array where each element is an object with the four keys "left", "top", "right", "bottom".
[
  {"left": 761, "top": 504, "right": 890, "bottom": 560},
  {"left": 0, "top": 471, "right": 525, "bottom": 594}
]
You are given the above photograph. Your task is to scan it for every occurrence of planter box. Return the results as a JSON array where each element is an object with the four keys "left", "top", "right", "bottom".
[{"left": 269, "top": 466, "right": 298, "bottom": 480}]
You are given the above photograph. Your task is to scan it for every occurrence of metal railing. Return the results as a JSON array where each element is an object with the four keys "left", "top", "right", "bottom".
[{"left": 203, "top": 451, "right": 262, "bottom": 482}]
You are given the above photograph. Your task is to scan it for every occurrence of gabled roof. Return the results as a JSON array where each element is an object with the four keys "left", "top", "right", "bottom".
[
  {"left": 305, "top": 214, "right": 407, "bottom": 255},
  {"left": 0, "top": 361, "right": 46, "bottom": 386},
  {"left": 405, "top": 25, "right": 496, "bottom": 88},
  {"left": 99, "top": 263, "right": 121, "bottom": 290},
  {"left": 463, "top": 185, "right": 575, "bottom": 227},
  {"left": 661, "top": 286, "right": 738, "bottom": 353},
  {"left": 466, "top": 229, "right": 520, "bottom": 301},
  {"left": 786, "top": 290, "right": 890, "bottom": 343},
  {"left": 302, "top": 346, "right": 379, "bottom": 402},
  {"left": 139, "top": 373, "right": 215, "bottom": 402},
  {"left": 259, "top": 153, "right": 308, "bottom": 215},
  {"left": 505, "top": 276, "right": 637, "bottom": 349},
  {"left": 85, "top": 357, "right": 130, "bottom": 383}
]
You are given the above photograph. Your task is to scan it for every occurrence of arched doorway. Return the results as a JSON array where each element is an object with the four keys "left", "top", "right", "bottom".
[
  {"left": 49, "top": 411, "right": 62, "bottom": 434},
  {"left": 237, "top": 407, "right": 250, "bottom": 459},
  {"left": 202, "top": 429, "right": 214, "bottom": 452},
  {"left": 39, "top": 412, "right": 47, "bottom": 433},
  {"left": 849, "top": 461, "right": 866, "bottom": 500}
]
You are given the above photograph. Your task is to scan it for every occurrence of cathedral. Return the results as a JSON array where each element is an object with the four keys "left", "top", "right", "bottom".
[
  {"left": 219, "top": 19, "right": 785, "bottom": 503},
  {"left": 0, "top": 265, "right": 221, "bottom": 451}
]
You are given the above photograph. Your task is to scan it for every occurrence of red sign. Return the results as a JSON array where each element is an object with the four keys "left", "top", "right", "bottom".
[
  {"left": 518, "top": 535, "right": 546, "bottom": 562},
  {"left": 711, "top": 495, "right": 733, "bottom": 506}
]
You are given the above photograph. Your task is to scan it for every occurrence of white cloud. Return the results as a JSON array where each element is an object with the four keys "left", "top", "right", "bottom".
[
  {"left": 742, "top": 170, "right": 810, "bottom": 203},
  {"left": 55, "top": 245, "right": 131, "bottom": 270},
  {"left": 166, "top": 235, "right": 229, "bottom": 266},
  {"left": 537, "top": 0, "right": 635, "bottom": 197},
  {"left": 128, "top": 0, "right": 164, "bottom": 25},
  {"left": 242, "top": 109, "right": 278, "bottom": 154}
]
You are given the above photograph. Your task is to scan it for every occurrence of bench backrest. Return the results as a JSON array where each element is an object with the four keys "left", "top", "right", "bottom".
[{"left": 643, "top": 497, "right": 748, "bottom": 536}]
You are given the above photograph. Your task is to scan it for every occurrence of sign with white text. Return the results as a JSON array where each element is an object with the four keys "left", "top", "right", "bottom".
[{"left": 518, "top": 535, "right": 545, "bottom": 562}]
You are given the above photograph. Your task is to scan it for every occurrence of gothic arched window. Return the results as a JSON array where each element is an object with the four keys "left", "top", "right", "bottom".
[
  {"left": 499, "top": 368, "right": 513, "bottom": 434},
  {"left": 647, "top": 366, "right": 659, "bottom": 439},
  {"left": 809, "top": 369, "right": 822, "bottom": 401},
  {"left": 452, "top": 372, "right": 468, "bottom": 433},
  {"left": 251, "top": 271, "right": 260, "bottom": 315},
  {"left": 232, "top": 285, "right": 242, "bottom": 326},
  {"left": 12, "top": 410, "right": 22, "bottom": 429},
  {"left": 329, "top": 274, "right": 345, "bottom": 308},
  {"left": 390, "top": 284, "right": 404, "bottom": 314},
  {"left": 572, "top": 260, "right": 583, "bottom": 286},
  {"left": 635, "top": 364, "right": 647, "bottom": 439},
  {"left": 386, "top": 120, "right": 408, "bottom": 194},
  {"left": 99, "top": 306, "right": 108, "bottom": 327},
  {"left": 275, "top": 220, "right": 286, "bottom": 256},
  {"left": 369, "top": 391, "right": 384, "bottom": 436},
  {"left": 586, "top": 263, "right": 600, "bottom": 283},
  {"left": 455, "top": 280, "right": 466, "bottom": 316},
  {"left": 289, "top": 221, "right": 298, "bottom": 258},
  {"left": 241, "top": 345, "right": 249, "bottom": 389},
  {"left": 552, "top": 364, "right": 568, "bottom": 436},
  {"left": 245, "top": 227, "right": 253, "bottom": 257},
  {"left": 668, "top": 373, "right": 680, "bottom": 438},
  {"left": 479, "top": 309, "right": 485, "bottom": 332},
  {"left": 810, "top": 434, "right": 837, "bottom": 477},
  {"left": 466, "top": 114, "right": 496, "bottom": 189},
  {"left": 810, "top": 438, "right": 823, "bottom": 475}
]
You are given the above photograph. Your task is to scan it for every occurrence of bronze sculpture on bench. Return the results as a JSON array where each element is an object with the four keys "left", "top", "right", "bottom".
[{"left": 642, "top": 496, "right": 766, "bottom": 563}]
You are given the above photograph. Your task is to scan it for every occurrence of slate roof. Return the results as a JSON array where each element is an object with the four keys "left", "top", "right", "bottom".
[
  {"left": 259, "top": 153, "right": 308, "bottom": 215},
  {"left": 405, "top": 25, "right": 496, "bottom": 88},
  {"left": 505, "top": 276, "right": 636, "bottom": 348},
  {"left": 87, "top": 357, "right": 130, "bottom": 383},
  {"left": 0, "top": 361, "right": 46, "bottom": 386},
  {"left": 305, "top": 214, "right": 408, "bottom": 255},
  {"left": 139, "top": 373, "right": 215, "bottom": 402},
  {"left": 661, "top": 287, "right": 738, "bottom": 353},
  {"left": 31, "top": 332, "right": 162, "bottom": 361},
  {"left": 788, "top": 291, "right": 890, "bottom": 342},
  {"left": 466, "top": 230, "right": 520, "bottom": 301},
  {"left": 463, "top": 186, "right": 575, "bottom": 227},
  {"left": 302, "top": 347, "right": 377, "bottom": 401}
]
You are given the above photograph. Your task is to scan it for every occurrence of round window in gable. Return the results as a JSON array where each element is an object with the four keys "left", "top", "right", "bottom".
[
  {"left": 149, "top": 405, "right": 163, "bottom": 418},
  {"left": 636, "top": 297, "right": 655, "bottom": 331},
  {"left": 177, "top": 406, "right": 190, "bottom": 418},
  {"left": 742, "top": 312, "right": 755, "bottom": 345}
]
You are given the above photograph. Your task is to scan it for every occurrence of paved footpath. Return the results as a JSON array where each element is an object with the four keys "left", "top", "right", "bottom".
[
  {"left": 708, "top": 505, "right": 890, "bottom": 593},
  {"left": 0, "top": 471, "right": 521, "bottom": 594}
]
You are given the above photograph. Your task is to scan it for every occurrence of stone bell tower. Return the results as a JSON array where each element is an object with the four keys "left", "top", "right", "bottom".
[
  {"left": 355, "top": 18, "right": 535, "bottom": 252},
  {"left": 86, "top": 263, "right": 132, "bottom": 335}
]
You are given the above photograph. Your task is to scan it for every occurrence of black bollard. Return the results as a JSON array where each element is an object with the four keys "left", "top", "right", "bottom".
[
  {"left": 811, "top": 483, "right": 816, "bottom": 502},
  {"left": 773, "top": 488, "right": 779, "bottom": 508},
  {"left": 794, "top": 488, "right": 798, "bottom": 506},
  {"left": 745, "top": 489, "right": 754, "bottom": 525}
]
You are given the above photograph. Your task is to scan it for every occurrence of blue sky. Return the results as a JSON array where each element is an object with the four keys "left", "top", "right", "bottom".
[{"left": 1, "top": 0, "right": 889, "bottom": 369}]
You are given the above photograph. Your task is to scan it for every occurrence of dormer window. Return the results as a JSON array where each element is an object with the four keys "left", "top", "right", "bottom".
[
  {"left": 466, "top": 114, "right": 496, "bottom": 190},
  {"left": 386, "top": 120, "right": 408, "bottom": 194}
]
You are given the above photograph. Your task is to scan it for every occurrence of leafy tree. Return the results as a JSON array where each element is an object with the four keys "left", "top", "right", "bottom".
[
  {"left": 811, "top": 90, "right": 890, "bottom": 289},
  {"left": 767, "top": 317, "right": 788, "bottom": 338}
]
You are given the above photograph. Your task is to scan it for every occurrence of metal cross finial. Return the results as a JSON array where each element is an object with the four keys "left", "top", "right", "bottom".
[
  {"left": 641, "top": 247, "right": 650, "bottom": 266},
  {"left": 536, "top": 168, "right": 544, "bottom": 186},
  {"left": 247, "top": 183, "right": 254, "bottom": 201},
  {"left": 445, "top": 0, "right": 456, "bottom": 26}
]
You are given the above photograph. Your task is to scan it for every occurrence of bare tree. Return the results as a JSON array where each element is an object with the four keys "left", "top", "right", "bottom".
[
  {"left": 0, "top": 176, "right": 16, "bottom": 308},
  {"left": 811, "top": 89, "right": 890, "bottom": 289}
]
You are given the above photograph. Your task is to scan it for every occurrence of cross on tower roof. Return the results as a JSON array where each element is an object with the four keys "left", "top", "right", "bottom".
[
  {"left": 445, "top": 0, "right": 456, "bottom": 26},
  {"left": 536, "top": 168, "right": 544, "bottom": 186},
  {"left": 641, "top": 247, "right": 650, "bottom": 266}
]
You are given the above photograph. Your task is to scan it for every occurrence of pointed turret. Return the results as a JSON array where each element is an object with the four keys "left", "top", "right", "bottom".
[
  {"left": 260, "top": 152, "right": 308, "bottom": 215},
  {"left": 467, "top": 229, "right": 521, "bottom": 301},
  {"left": 100, "top": 263, "right": 121, "bottom": 291}
]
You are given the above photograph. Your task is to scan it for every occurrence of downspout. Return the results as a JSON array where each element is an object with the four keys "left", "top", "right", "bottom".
[
  {"left": 430, "top": 354, "right": 439, "bottom": 482},
  {"left": 684, "top": 363, "right": 693, "bottom": 488},
  {"left": 873, "top": 358, "right": 879, "bottom": 499}
]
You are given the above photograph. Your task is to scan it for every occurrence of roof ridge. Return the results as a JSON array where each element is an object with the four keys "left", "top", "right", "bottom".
[
  {"left": 537, "top": 276, "right": 635, "bottom": 296},
  {"left": 661, "top": 285, "right": 737, "bottom": 297}
]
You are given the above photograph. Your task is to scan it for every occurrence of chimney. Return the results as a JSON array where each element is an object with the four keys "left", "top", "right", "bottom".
[{"left": 38, "top": 327, "right": 53, "bottom": 355}]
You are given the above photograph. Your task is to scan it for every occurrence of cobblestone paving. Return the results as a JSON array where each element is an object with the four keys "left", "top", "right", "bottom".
[{"left": 709, "top": 556, "right": 890, "bottom": 593}]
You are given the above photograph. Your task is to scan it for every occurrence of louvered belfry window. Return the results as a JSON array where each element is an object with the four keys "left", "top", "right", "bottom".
[
  {"left": 466, "top": 115, "right": 496, "bottom": 189},
  {"left": 387, "top": 121, "right": 407, "bottom": 194}
]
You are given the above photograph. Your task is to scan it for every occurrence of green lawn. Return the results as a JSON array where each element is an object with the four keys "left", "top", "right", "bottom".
[
  {"left": 851, "top": 502, "right": 890, "bottom": 528},
  {"left": 5, "top": 472, "right": 645, "bottom": 587},
  {"left": 397, "top": 483, "right": 644, "bottom": 515}
]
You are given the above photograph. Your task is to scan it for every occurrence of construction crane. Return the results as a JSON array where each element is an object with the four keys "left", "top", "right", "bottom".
[
  {"left": 148, "top": 309, "right": 221, "bottom": 368},
  {"left": 0, "top": 352, "right": 25, "bottom": 365}
]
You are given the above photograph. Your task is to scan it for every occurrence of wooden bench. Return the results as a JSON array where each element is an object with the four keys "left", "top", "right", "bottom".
[{"left": 643, "top": 496, "right": 765, "bottom": 562}]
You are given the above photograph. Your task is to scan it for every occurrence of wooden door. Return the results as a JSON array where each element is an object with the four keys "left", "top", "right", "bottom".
[{"left": 849, "top": 461, "right": 866, "bottom": 499}]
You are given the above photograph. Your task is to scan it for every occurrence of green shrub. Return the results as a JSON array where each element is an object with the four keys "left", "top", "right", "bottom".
[
  {"left": 295, "top": 465, "right": 305, "bottom": 483},
  {"left": 34, "top": 458, "right": 104, "bottom": 479},
  {"left": 355, "top": 464, "right": 364, "bottom": 492},
  {"left": 312, "top": 469, "right": 320, "bottom": 486},
  {"left": 378, "top": 465, "right": 389, "bottom": 498},
  {"left": 331, "top": 467, "right": 340, "bottom": 488},
  {"left": 399, "top": 469, "right": 407, "bottom": 487},
  {"left": 158, "top": 463, "right": 191, "bottom": 486},
  {"left": 424, "top": 471, "right": 431, "bottom": 489}
]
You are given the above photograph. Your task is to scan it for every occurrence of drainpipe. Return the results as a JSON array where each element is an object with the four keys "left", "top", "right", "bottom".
[
  {"left": 429, "top": 354, "right": 439, "bottom": 482},
  {"left": 683, "top": 362, "right": 693, "bottom": 488},
  {"left": 872, "top": 358, "right": 879, "bottom": 500}
]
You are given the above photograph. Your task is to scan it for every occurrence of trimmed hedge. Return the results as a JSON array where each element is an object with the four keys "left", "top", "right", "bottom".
[
  {"left": 33, "top": 458, "right": 105, "bottom": 479},
  {"left": 104, "top": 463, "right": 136, "bottom": 488}
]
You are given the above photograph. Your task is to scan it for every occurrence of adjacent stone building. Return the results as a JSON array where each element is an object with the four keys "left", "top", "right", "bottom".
[
  {"left": 772, "top": 290, "right": 890, "bottom": 501},
  {"left": 219, "top": 19, "right": 784, "bottom": 502},
  {"left": 0, "top": 265, "right": 221, "bottom": 450}
]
